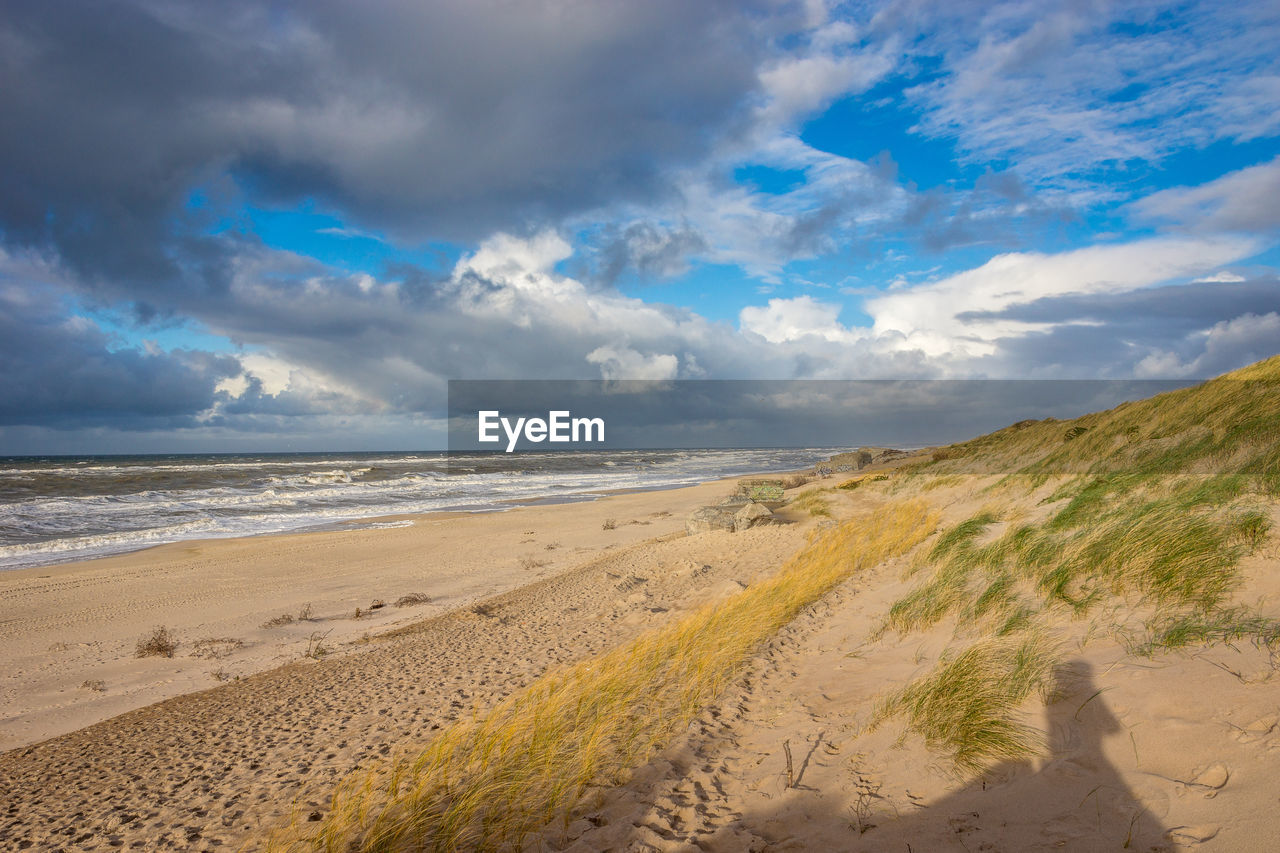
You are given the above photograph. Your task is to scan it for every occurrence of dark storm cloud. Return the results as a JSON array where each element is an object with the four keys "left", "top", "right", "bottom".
[
  {"left": 0, "top": 285, "right": 240, "bottom": 427},
  {"left": 957, "top": 278, "right": 1280, "bottom": 333},
  {"left": 586, "top": 222, "right": 709, "bottom": 285},
  {"left": 958, "top": 278, "right": 1280, "bottom": 378},
  {"left": 0, "top": 0, "right": 770, "bottom": 291}
]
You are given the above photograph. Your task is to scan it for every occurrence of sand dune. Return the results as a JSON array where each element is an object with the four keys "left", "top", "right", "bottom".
[{"left": 539, "top": 481, "right": 1280, "bottom": 853}]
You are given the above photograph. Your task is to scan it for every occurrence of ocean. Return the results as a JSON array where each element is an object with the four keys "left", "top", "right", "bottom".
[{"left": 0, "top": 448, "right": 834, "bottom": 571}]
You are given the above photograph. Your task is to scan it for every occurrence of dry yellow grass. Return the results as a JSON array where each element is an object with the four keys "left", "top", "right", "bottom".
[
  {"left": 261, "top": 500, "right": 937, "bottom": 852},
  {"left": 787, "top": 488, "right": 834, "bottom": 517}
]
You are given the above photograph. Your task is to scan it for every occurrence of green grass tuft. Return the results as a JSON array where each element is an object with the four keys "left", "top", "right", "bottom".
[{"left": 871, "top": 631, "right": 1058, "bottom": 775}]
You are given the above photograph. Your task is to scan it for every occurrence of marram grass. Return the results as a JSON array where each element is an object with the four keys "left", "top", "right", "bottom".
[
  {"left": 787, "top": 488, "right": 833, "bottom": 517},
  {"left": 874, "top": 358, "right": 1279, "bottom": 775},
  {"left": 261, "top": 500, "right": 937, "bottom": 852},
  {"left": 883, "top": 357, "right": 1280, "bottom": 636},
  {"left": 870, "top": 630, "right": 1059, "bottom": 775}
]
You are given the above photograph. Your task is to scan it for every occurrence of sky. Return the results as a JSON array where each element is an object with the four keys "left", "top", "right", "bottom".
[{"left": 1, "top": 0, "right": 1279, "bottom": 453}]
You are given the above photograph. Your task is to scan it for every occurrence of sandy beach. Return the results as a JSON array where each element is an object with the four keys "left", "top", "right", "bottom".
[{"left": 0, "top": 473, "right": 814, "bottom": 849}]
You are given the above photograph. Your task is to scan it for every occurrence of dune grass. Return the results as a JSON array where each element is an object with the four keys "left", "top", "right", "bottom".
[
  {"left": 922, "top": 360, "right": 1280, "bottom": 494},
  {"left": 883, "top": 358, "right": 1279, "bottom": 639},
  {"left": 885, "top": 484, "right": 1270, "bottom": 639},
  {"left": 263, "top": 500, "right": 938, "bottom": 852},
  {"left": 1132, "top": 606, "right": 1280, "bottom": 654},
  {"left": 870, "top": 630, "right": 1059, "bottom": 774},
  {"left": 787, "top": 488, "right": 834, "bottom": 517},
  {"left": 870, "top": 359, "right": 1279, "bottom": 773}
]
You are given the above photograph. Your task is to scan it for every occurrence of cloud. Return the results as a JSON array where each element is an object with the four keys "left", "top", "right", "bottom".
[
  {"left": 864, "top": 236, "right": 1261, "bottom": 357},
  {"left": 1131, "top": 155, "right": 1280, "bottom": 233},
  {"left": 758, "top": 49, "right": 896, "bottom": 127},
  {"left": 0, "top": 279, "right": 240, "bottom": 427},
  {"left": 953, "top": 276, "right": 1280, "bottom": 377},
  {"left": 1136, "top": 312, "right": 1280, "bottom": 378},
  {"left": 892, "top": 0, "right": 1280, "bottom": 197},
  {"left": 0, "top": 0, "right": 774, "bottom": 286},
  {"left": 4, "top": 221, "right": 1277, "bottom": 449},
  {"left": 585, "top": 346, "right": 679, "bottom": 380},
  {"left": 739, "top": 295, "right": 859, "bottom": 343},
  {"left": 585, "top": 222, "right": 708, "bottom": 285},
  {"left": 958, "top": 277, "right": 1280, "bottom": 331},
  {"left": 1192, "top": 271, "right": 1247, "bottom": 284}
]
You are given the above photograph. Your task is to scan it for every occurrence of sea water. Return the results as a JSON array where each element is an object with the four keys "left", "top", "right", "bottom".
[{"left": 0, "top": 448, "right": 833, "bottom": 570}]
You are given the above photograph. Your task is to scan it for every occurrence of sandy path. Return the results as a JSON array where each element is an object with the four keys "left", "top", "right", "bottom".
[{"left": 0, "top": 479, "right": 809, "bottom": 851}]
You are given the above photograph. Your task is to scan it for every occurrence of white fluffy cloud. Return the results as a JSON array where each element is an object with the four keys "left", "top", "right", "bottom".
[{"left": 740, "top": 295, "right": 860, "bottom": 343}]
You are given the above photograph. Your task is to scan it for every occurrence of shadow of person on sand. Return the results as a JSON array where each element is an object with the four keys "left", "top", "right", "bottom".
[{"left": 708, "top": 659, "right": 1174, "bottom": 852}]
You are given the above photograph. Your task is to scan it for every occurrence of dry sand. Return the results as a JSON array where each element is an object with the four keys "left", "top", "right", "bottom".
[
  {"left": 0, "top": 479, "right": 740, "bottom": 750},
  {"left": 0, "top": 475, "right": 811, "bottom": 850}
]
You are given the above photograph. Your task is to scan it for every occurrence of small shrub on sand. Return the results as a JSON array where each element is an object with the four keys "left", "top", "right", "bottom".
[
  {"left": 519, "top": 554, "right": 549, "bottom": 570},
  {"left": 262, "top": 614, "right": 295, "bottom": 629},
  {"left": 135, "top": 626, "right": 178, "bottom": 658},
  {"left": 190, "top": 637, "right": 245, "bottom": 660},
  {"left": 369, "top": 599, "right": 386, "bottom": 610},
  {"left": 601, "top": 518, "right": 617, "bottom": 530},
  {"left": 80, "top": 679, "right": 106, "bottom": 692},
  {"left": 395, "top": 593, "right": 431, "bottom": 607},
  {"left": 298, "top": 602, "right": 313, "bottom": 621},
  {"left": 305, "top": 631, "right": 332, "bottom": 660}
]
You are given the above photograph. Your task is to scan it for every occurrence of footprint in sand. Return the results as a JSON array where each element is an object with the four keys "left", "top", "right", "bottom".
[
  {"left": 1235, "top": 712, "right": 1277, "bottom": 743},
  {"left": 1168, "top": 824, "right": 1219, "bottom": 844},
  {"left": 1185, "top": 763, "right": 1229, "bottom": 798}
]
